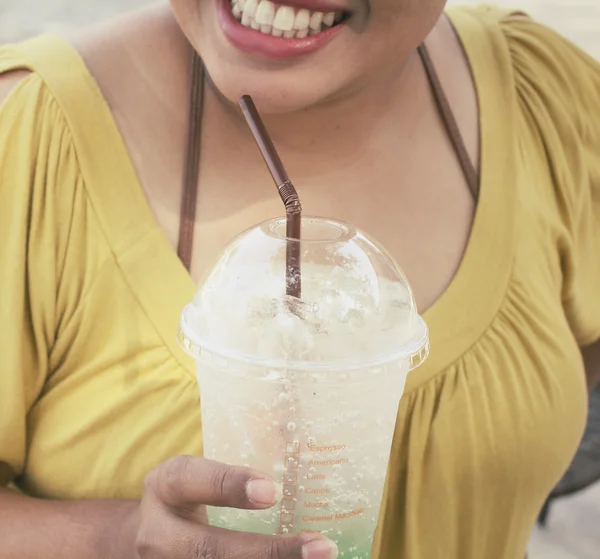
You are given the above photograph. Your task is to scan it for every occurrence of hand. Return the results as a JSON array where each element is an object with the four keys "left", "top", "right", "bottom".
[{"left": 135, "top": 455, "right": 338, "bottom": 559}]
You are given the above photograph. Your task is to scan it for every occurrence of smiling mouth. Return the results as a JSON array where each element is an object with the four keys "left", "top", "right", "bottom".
[{"left": 229, "top": 0, "right": 349, "bottom": 39}]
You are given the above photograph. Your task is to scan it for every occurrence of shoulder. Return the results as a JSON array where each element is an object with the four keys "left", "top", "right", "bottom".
[
  {"left": 493, "top": 12, "right": 599, "bottom": 188},
  {"left": 0, "top": 54, "right": 70, "bottom": 186},
  {"left": 0, "top": 39, "right": 87, "bottom": 264},
  {"left": 450, "top": 5, "right": 599, "bottom": 89},
  {"left": 451, "top": 5, "right": 599, "bottom": 173},
  {"left": 0, "top": 3, "right": 189, "bottom": 152},
  {"left": 497, "top": 11, "right": 599, "bottom": 107},
  {"left": 0, "top": 35, "right": 89, "bottom": 147},
  {"left": 454, "top": 6, "right": 599, "bottom": 113},
  {"left": 0, "top": 39, "right": 75, "bottom": 175},
  {"left": 68, "top": 4, "right": 190, "bottom": 131},
  {"left": 0, "top": 69, "right": 31, "bottom": 107}
]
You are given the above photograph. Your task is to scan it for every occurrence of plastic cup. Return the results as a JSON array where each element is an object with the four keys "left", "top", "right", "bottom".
[{"left": 179, "top": 216, "right": 429, "bottom": 558}]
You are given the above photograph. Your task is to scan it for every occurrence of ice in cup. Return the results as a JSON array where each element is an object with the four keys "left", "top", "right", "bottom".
[{"left": 179, "top": 216, "right": 429, "bottom": 558}]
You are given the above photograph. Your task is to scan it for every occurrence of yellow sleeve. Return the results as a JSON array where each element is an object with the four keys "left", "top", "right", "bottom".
[
  {"left": 501, "top": 14, "right": 600, "bottom": 346},
  {"left": 0, "top": 69, "right": 82, "bottom": 483}
]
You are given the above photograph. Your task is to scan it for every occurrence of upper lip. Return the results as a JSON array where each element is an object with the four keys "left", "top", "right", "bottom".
[{"left": 267, "top": 0, "right": 352, "bottom": 14}]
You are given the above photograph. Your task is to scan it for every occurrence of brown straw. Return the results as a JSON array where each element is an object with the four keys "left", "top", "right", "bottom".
[{"left": 238, "top": 95, "right": 302, "bottom": 298}]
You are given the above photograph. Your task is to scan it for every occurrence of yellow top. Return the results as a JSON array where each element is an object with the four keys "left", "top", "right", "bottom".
[{"left": 1, "top": 6, "right": 599, "bottom": 558}]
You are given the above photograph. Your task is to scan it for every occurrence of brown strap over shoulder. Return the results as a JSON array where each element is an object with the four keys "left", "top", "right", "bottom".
[
  {"left": 177, "top": 50, "right": 205, "bottom": 272},
  {"left": 417, "top": 43, "right": 479, "bottom": 200}
]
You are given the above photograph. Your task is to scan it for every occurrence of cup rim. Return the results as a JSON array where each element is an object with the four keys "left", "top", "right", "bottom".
[
  {"left": 260, "top": 216, "right": 357, "bottom": 245},
  {"left": 178, "top": 303, "right": 430, "bottom": 373}
]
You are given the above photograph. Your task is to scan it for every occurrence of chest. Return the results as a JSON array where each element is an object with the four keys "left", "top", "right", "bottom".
[{"left": 148, "top": 124, "right": 476, "bottom": 313}]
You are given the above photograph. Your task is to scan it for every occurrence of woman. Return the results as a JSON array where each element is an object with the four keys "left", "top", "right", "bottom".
[{"left": 0, "top": 0, "right": 598, "bottom": 557}]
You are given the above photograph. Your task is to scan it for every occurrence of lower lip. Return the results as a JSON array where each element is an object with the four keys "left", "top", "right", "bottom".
[{"left": 218, "top": 0, "right": 345, "bottom": 60}]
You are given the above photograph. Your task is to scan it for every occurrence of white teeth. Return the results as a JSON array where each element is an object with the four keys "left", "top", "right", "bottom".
[
  {"left": 255, "top": 0, "right": 275, "bottom": 25},
  {"left": 241, "top": 0, "right": 257, "bottom": 25},
  {"left": 234, "top": 1, "right": 344, "bottom": 38},
  {"left": 273, "top": 6, "right": 295, "bottom": 32},
  {"left": 294, "top": 8, "right": 310, "bottom": 31},
  {"left": 322, "top": 12, "right": 335, "bottom": 26},
  {"left": 242, "top": 0, "right": 258, "bottom": 17},
  {"left": 309, "top": 11, "right": 324, "bottom": 30}
]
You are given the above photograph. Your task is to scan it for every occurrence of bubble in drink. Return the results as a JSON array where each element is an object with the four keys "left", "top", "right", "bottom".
[
  {"left": 287, "top": 422, "right": 296, "bottom": 432},
  {"left": 275, "top": 393, "right": 291, "bottom": 405}
]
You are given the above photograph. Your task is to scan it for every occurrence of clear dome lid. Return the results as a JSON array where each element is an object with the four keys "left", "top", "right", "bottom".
[{"left": 179, "top": 216, "right": 429, "bottom": 371}]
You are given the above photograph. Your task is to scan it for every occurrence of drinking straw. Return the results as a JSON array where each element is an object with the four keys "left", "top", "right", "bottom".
[
  {"left": 237, "top": 98, "right": 306, "bottom": 535},
  {"left": 238, "top": 95, "right": 302, "bottom": 299}
]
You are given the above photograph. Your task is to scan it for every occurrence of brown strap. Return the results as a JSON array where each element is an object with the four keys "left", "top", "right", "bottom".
[
  {"left": 417, "top": 43, "right": 479, "bottom": 201},
  {"left": 177, "top": 45, "right": 479, "bottom": 270},
  {"left": 177, "top": 49, "right": 205, "bottom": 271}
]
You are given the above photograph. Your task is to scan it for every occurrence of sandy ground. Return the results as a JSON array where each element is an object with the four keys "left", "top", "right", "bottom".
[{"left": 1, "top": 0, "right": 599, "bottom": 557}]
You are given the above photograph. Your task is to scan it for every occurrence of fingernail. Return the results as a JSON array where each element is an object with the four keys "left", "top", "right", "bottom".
[
  {"left": 246, "top": 479, "right": 278, "bottom": 506},
  {"left": 302, "top": 538, "right": 339, "bottom": 559}
]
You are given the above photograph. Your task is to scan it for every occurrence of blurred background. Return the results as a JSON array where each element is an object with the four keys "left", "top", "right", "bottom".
[{"left": 0, "top": 1, "right": 598, "bottom": 558}]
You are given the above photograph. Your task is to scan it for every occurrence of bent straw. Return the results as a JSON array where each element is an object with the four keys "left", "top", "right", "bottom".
[{"left": 238, "top": 95, "right": 302, "bottom": 299}]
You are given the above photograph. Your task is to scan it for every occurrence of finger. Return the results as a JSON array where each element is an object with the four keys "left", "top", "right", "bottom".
[
  {"left": 138, "top": 514, "right": 338, "bottom": 559},
  {"left": 150, "top": 455, "right": 280, "bottom": 511},
  {"left": 181, "top": 523, "right": 338, "bottom": 559}
]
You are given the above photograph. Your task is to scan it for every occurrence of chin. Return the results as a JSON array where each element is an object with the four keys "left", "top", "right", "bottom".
[{"left": 204, "top": 59, "right": 347, "bottom": 114}]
